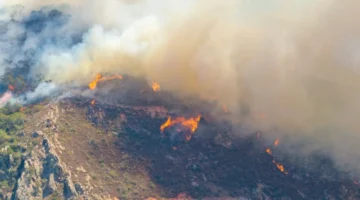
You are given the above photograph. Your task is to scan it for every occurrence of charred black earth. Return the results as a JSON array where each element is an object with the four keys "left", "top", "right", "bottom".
[
  {"left": 74, "top": 97, "right": 360, "bottom": 200},
  {"left": 65, "top": 77, "right": 360, "bottom": 199}
]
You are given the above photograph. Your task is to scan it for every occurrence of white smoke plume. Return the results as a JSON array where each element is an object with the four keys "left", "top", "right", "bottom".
[
  {"left": 1, "top": 0, "right": 360, "bottom": 175},
  {"left": 0, "top": 91, "right": 12, "bottom": 106}
]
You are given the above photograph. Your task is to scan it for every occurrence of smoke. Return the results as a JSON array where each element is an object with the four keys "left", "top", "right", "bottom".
[
  {"left": 0, "top": 91, "right": 12, "bottom": 106},
  {"left": 15, "top": 82, "right": 59, "bottom": 104},
  {"left": 2, "top": 0, "right": 360, "bottom": 174}
]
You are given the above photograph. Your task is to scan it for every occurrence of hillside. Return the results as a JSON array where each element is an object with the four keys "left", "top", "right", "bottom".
[{"left": 0, "top": 89, "right": 359, "bottom": 199}]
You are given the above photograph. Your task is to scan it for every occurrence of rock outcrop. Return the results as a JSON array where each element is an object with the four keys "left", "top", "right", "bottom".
[
  {"left": 10, "top": 105, "right": 86, "bottom": 200},
  {"left": 12, "top": 134, "right": 85, "bottom": 200}
]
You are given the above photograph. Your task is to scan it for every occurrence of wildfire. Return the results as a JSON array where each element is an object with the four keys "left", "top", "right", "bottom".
[
  {"left": 88, "top": 73, "right": 123, "bottom": 90},
  {"left": 91, "top": 100, "right": 96, "bottom": 105},
  {"left": 265, "top": 139, "right": 288, "bottom": 174},
  {"left": 8, "top": 85, "right": 14, "bottom": 91},
  {"left": 276, "top": 163, "right": 286, "bottom": 173},
  {"left": 272, "top": 160, "right": 288, "bottom": 174},
  {"left": 151, "top": 81, "right": 161, "bottom": 92},
  {"left": 274, "top": 139, "right": 280, "bottom": 147},
  {"left": 266, "top": 148, "right": 272, "bottom": 155},
  {"left": 160, "top": 115, "right": 201, "bottom": 141}
]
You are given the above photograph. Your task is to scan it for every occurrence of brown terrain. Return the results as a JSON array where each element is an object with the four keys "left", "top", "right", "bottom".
[{"left": 0, "top": 78, "right": 359, "bottom": 200}]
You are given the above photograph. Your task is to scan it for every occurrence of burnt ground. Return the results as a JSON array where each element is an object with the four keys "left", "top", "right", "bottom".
[{"left": 57, "top": 93, "right": 359, "bottom": 200}]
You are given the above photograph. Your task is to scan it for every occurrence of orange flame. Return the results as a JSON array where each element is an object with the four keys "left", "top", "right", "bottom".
[
  {"left": 276, "top": 163, "right": 288, "bottom": 174},
  {"left": 267, "top": 142, "right": 288, "bottom": 175},
  {"left": 272, "top": 160, "right": 288, "bottom": 174},
  {"left": 91, "top": 100, "right": 95, "bottom": 105},
  {"left": 160, "top": 115, "right": 201, "bottom": 140},
  {"left": 266, "top": 148, "right": 272, "bottom": 155},
  {"left": 160, "top": 115, "right": 201, "bottom": 133},
  {"left": 151, "top": 81, "right": 161, "bottom": 92},
  {"left": 274, "top": 139, "right": 280, "bottom": 147},
  {"left": 276, "top": 163, "right": 285, "bottom": 172},
  {"left": 88, "top": 73, "right": 123, "bottom": 90},
  {"left": 8, "top": 85, "right": 14, "bottom": 91}
]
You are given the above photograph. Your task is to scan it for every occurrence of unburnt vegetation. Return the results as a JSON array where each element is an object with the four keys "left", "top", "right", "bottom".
[{"left": 0, "top": 103, "right": 26, "bottom": 196}]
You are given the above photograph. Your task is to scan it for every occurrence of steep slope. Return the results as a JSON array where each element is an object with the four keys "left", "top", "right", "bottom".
[{"left": 0, "top": 96, "right": 358, "bottom": 200}]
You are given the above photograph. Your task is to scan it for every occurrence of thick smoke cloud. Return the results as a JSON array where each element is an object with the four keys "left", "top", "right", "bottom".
[{"left": 1, "top": 0, "right": 360, "bottom": 175}]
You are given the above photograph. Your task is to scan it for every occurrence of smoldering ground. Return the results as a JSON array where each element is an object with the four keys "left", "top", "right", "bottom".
[{"left": 1, "top": 0, "right": 360, "bottom": 175}]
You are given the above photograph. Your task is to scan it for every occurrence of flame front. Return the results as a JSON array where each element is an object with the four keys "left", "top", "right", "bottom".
[
  {"left": 276, "top": 163, "right": 287, "bottom": 174},
  {"left": 151, "top": 81, "right": 161, "bottom": 92},
  {"left": 91, "top": 100, "right": 95, "bottom": 105},
  {"left": 266, "top": 139, "right": 288, "bottom": 174},
  {"left": 89, "top": 74, "right": 102, "bottom": 90},
  {"left": 266, "top": 148, "right": 272, "bottom": 155},
  {"left": 272, "top": 160, "right": 288, "bottom": 174},
  {"left": 89, "top": 73, "right": 123, "bottom": 90},
  {"left": 160, "top": 115, "right": 201, "bottom": 140},
  {"left": 8, "top": 85, "right": 14, "bottom": 91},
  {"left": 274, "top": 139, "right": 280, "bottom": 147}
]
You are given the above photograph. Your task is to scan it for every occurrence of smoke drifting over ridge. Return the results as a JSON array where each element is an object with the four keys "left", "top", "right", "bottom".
[{"left": 1, "top": 0, "right": 360, "bottom": 174}]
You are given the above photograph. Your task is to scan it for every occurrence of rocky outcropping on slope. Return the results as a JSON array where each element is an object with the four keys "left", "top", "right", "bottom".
[
  {"left": 12, "top": 133, "right": 84, "bottom": 200},
  {"left": 7, "top": 104, "right": 86, "bottom": 200}
]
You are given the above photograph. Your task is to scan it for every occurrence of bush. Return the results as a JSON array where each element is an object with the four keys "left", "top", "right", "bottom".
[
  {"left": 0, "top": 180, "right": 9, "bottom": 189},
  {"left": 0, "top": 104, "right": 25, "bottom": 148},
  {"left": 0, "top": 130, "right": 10, "bottom": 145},
  {"left": 0, "top": 113, "right": 24, "bottom": 133},
  {"left": 0, "top": 104, "right": 25, "bottom": 134},
  {"left": 0, "top": 103, "right": 22, "bottom": 115}
]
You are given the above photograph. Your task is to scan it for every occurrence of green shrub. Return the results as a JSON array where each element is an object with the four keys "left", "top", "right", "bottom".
[
  {"left": 0, "top": 106, "right": 25, "bottom": 134},
  {"left": 0, "top": 180, "right": 9, "bottom": 189},
  {"left": 0, "top": 130, "right": 10, "bottom": 145},
  {"left": 0, "top": 103, "right": 22, "bottom": 115}
]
